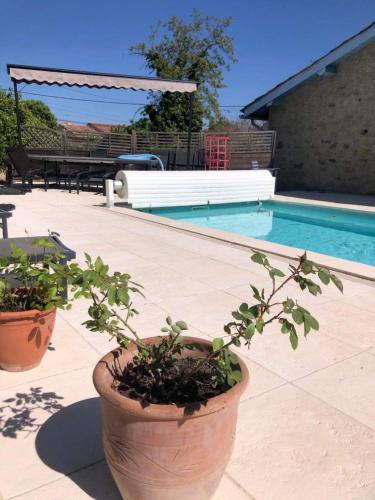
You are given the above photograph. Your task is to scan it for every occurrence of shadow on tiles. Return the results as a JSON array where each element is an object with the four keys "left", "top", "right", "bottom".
[
  {"left": 36, "top": 397, "right": 120, "bottom": 499},
  {"left": 0, "top": 387, "right": 64, "bottom": 438}
]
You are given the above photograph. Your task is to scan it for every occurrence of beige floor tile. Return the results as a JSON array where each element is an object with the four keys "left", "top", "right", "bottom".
[
  {"left": 160, "top": 290, "right": 241, "bottom": 335},
  {"left": 15, "top": 466, "right": 252, "bottom": 500},
  {"left": 317, "top": 301, "right": 375, "bottom": 349},
  {"left": 228, "top": 384, "right": 375, "bottom": 500},
  {"left": 0, "top": 368, "right": 100, "bottom": 499},
  {"left": 233, "top": 323, "right": 361, "bottom": 381},
  {"left": 238, "top": 356, "right": 286, "bottom": 402},
  {"left": 13, "top": 460, "right": 120, "bottom": 500},
  {"left": 295, "top": 352, "right": 375, "bottom": 430},
  {"left": 214, "top": 473, "right": 254, "bottom": 500},
  {"left": 135, "top": 264, "right": 215, "bottom": 302},
  {"left": 0, "top": 315, "right": 99, "bottom": 390},
  {"left": 342, "top": 291, "right": 375, "bottom": 313},
  {"left": 3, "top": 188, "right": 375, "bottom": 500},
  {"left": 185, "top": 259, "right": 264, "bottom": 290}
]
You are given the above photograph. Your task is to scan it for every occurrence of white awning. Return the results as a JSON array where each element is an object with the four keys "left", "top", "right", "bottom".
[{"left": 7, "top": 65, "right": 197, "bottom": 93}]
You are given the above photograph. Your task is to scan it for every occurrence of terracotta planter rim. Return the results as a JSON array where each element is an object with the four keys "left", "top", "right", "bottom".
[
  {"left": 0, "top": 307, "right": 56, "bottom": 320},
  {"left": 93, "top": 336, "right": 249, "bottom": 421}
]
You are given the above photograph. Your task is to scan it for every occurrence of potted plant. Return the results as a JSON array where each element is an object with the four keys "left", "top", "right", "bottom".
[
  {"left": 66, "top": 251, "right": 343, "bottom": 500},
  {"left": 0, "top": 239, "right": 68, "bottom": 372}
]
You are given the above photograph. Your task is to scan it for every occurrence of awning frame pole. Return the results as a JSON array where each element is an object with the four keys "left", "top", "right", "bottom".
[
  {"left": 187, "top": 92, "right": 193, "bottom": 166},
  {"left": 13, "top": 79, "right": 22, "bottom": 145}
]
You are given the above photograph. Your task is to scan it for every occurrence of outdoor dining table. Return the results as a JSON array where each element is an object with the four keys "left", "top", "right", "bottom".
[
  {"left": 27, "top": 154, "right": 164, "bottom": 193},
  {"left": 28, "top": 154, "right": 118, "bottom": 167},
  {"left": 28, "top": 154, "right": 162, "bottom": 168},
  {"left": 28, "top": 154, "right": 163, "bottom": 177}
]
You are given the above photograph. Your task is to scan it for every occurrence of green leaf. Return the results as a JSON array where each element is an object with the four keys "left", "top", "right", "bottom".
[
  {"left": 301, "top": 260, "right": 313, "bottom": 274},
  {"left": 289, "top": 329, "right": 298, "bottom": 350},
  {"left": 318, "top": 269, "right": 330, "bottom": 285},
  {"left": 303, "top": 319, "right": 311, "bottom": 336},
  {"left": 212, "top": 337, "right": 224, "bottom": 352},
  {"left": 171, "top": 324, "right": 181, "bottom": 334},
  {"left": 228, "top": 353, "right": 238, "bottom": 364},
  {"left": 232, "top": 337, "right": 241, "bottom": 347},
  {"left": 239, "top": 303, "right": 249, "bottom": 314},
  {"left": 166, "top": 316, "right": 172, "bottom": 326},
  {"left": 107, "top": 286, "right": 116, "bottom": 305},
  {"left": 255, "top": 318, "right": 264, "bottom": 333},
  {"left": 240, "top": 310, "right": 255, "bottom": 320},
  {"left": 84, "top": 253, "right": 92, "bottom": 265},
  {"left": 244, "top": 323, "right": 255, "bottom": 340},
  {"left": 283, "top": 298, "right": 295, "bottom": 313},
  {"left": 227, "top": 370, "right": 242, "bottom": 386},
  {"left": 250, "top": 285, "right": 261, "bottom": 300},
  {"left": 232, "top": 311, "right": 243, "bottom": 321},
  {"left": 270, "top": 267, "right": 285, "bottom": 278},
  {"left": 331, "top": 274, "right": 343, "bottom": 293},
  {"left": 94, "top": 256, "right": 104, "bottom": 273},
  {"left": 292, "top": 309, "right": 304, "bottom": 325},
  {"left": 280, "top": 319, "right": 291, "bottom": 334},
  {"left": 251, "top": 252, "right": 265, "bottom": 265},
  {"left": 117, "top": 288, "right": 129, "bottom": 305},
  {"left": 306, "top": 314, "right": 319, "bottom": 331},
  {"left": 175, "top": 320, "right": 188, "bottom": 330}
]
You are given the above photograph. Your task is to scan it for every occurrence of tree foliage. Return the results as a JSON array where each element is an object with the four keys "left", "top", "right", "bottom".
[
  {"left": 0, "top": 88, "right": 57, "bottom": 167},
  {"left": 129, "top": 11, "right": 237, "bottom": 132}
]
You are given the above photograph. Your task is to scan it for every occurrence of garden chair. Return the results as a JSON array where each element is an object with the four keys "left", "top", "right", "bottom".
[
  {"left": 0, "top": 204, "right": 14, "bottom": 238},
  {"left": 7, "top": 147, "right": 76, "bottom": 191},
  {"left": 0, "top": 233, "right": 76, "bottom": 298}
]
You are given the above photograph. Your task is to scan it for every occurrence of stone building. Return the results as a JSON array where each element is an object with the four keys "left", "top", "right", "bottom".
[{"left": 241, "top": 22, "right": 375, "bottom": 194}]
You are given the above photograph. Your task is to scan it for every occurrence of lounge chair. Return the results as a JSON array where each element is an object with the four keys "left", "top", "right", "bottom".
[
  {"left": 0, "top": 234, "right": 76, "bottom": 298},
  {"left": 171, "top": 149, "right": 202, "bottom": 170},
  {"left": 0, "top": 204, "right": 14, "bottom": 238}
]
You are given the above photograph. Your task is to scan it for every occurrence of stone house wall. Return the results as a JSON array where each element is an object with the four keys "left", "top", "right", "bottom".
[{"left": 269, "top": 41, "right": 375, "bottom": 194}]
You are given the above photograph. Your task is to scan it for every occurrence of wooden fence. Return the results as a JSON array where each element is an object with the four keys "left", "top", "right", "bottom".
[{"left": 22, "top": 126, "right": 276, "bottom": 168}]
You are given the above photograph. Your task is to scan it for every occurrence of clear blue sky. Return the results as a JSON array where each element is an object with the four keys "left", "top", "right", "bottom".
[{"left": 1, "top": 0, "right": 374, "bottom": 125}]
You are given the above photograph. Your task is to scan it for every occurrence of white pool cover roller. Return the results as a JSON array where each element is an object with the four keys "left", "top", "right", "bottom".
[{"left": 114, "top": 170, "right": 275, "bottom": 208}]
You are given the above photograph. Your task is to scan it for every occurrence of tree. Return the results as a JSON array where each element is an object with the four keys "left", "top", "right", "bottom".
[
  {"left": 0, "top": 89, "right": 57, "bottom": 168},
  {"left": 130, "top": 11, "right": 237, "bottom": 132},
  {"left": 207, "top": 117, "right": 268, "bottom": 132}
]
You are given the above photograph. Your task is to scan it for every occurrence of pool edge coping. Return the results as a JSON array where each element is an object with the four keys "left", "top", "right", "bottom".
[
  {"left": 273, "top": 194, "right": 375, "bottom": 213},
  {"left": 104, "top": 200, "right": 375, "bottom": 283}
]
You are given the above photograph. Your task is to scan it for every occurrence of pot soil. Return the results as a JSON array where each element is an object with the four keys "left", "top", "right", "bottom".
[
  {"left": 0, "top": 307, "right": 56, "bottom": 372},
  {"left": 93, "top": 336, "right": 249, "bottom": 500}
]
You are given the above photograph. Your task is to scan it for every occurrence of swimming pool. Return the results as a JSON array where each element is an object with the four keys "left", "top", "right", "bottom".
[{"left": 139, "top": 201, "right": 375, "bottom": 266}]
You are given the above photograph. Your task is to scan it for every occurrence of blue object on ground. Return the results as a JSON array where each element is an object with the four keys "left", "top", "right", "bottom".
[{"left": 117, "top": 154, "right": 164, "bottom": 170}]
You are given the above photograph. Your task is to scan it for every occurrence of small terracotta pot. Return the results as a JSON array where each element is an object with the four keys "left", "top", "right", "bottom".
[
  {"left": 93, "top": 336, "right": 249, "bottom": 500},
  {"left": 0, "top": 307, "right": 57, "bottom": 372}
]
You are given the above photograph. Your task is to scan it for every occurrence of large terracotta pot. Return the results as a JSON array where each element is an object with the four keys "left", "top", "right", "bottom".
[
  {"left": 0, "top": 307, "right": 56, "bottom": 372},
  {"left": 93, "top": 336, "right": 249, "bottom": 500}
]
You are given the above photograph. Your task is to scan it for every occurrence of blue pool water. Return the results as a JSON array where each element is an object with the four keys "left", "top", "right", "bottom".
[{"left": 139, "top": 201, "right": 375, "bottom": 266}]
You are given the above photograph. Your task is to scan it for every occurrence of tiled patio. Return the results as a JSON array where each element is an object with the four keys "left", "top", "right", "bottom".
[{"left": 0, "top": 189, "right": 375, "bottom": 500}]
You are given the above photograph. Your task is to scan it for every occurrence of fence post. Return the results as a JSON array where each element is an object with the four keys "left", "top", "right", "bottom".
[
  {"left": 131, "top": 130, "right": 137, "bottom": 153},
  {"left": 61, "top": 128, "right": 66, "bottom": 154}
]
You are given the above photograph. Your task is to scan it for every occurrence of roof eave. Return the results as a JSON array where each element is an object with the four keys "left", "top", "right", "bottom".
[{"left": 241, "top": 21, "right": 375, "bottom": 119}]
